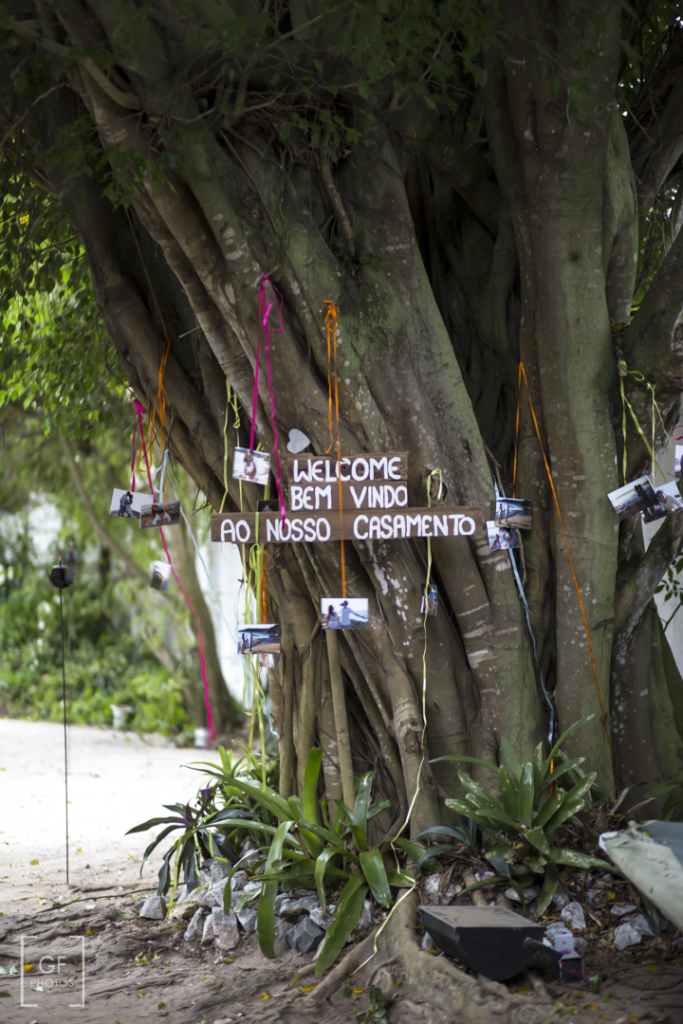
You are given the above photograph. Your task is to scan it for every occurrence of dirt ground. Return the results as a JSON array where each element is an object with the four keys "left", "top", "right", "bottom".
[{"left": 1, "top": 719, "right": 682, "bottom": 1024}]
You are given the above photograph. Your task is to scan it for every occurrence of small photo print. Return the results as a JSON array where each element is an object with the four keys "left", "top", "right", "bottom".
[
  {"left": 607, "top": 475, "right": 657, "bottom": 519},
  {"left": 487, "top": 521, "right": 520, "bottom": 551},
  {"left": 259, "top": 652, "right": 276, "bottom": 669},
  {"left": 238, "top": 624, "right": 281, "bottom": 655},
  {"left": 495, "top": 498, "right": 532, "bottom": 530},
  {"left": 320, "top": 598, "right": 369, "bottom": 630},
  {"left": 676, "top": 445, "right": 682, "bottom": 480},
  {"left": 139, "top": 500, "right": 181, "bottom": 529},
  {"left": 150, "top": 560, "right": 171, "bottom": 592},
  {"left": 641, "top": 481, "right": 683, "bottom": 523},
  {"left": 420, "top": 583, "right": 438, "bottom": 617},
  {"left": 256, "top": 499, "right": 280, "bottom": 513},
  {"left": 233, "top": 447, "right": 271, "bottom": 486},
  {"left": 110, "top": 488, "right": 154, "bottom": 519}
]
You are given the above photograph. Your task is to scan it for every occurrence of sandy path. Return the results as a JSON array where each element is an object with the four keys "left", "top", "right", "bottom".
[{"left": 0, "top": 718, "right": 223, "bottom": 914}]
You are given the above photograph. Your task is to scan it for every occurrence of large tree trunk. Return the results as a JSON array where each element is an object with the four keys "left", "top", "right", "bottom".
[{"left": 3, "top": 1, "right": 683, "bottom": 830}]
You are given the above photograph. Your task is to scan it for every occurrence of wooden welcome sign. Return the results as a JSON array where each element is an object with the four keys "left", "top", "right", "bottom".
[{"left": 211, "top": 452, "right": 483, "bottom": 544}]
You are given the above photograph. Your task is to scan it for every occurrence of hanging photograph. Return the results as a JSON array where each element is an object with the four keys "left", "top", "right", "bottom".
[
  {"left": 607, "top": 475, "right": 657, "bottom": 519},
  {"left": 641, "top": 481, "right": 683, "bottom": 523},
  {"left": 139, "top": 500, "right": 181, "bottom": 529},
  {"left": 150, "top": 561, "right": 171, "bottom": 593},
  {"left": 110, "top": 488, "right": 154, "bottom": 519},
  {"left": 421, "top": 583, "right": 439, "bottom": 617},
  {"left": 676, "top": 445, "right": 682, "bottom": 480},
  {"left": 320, "top": 598, "right": 369, "bottom": 630},
  {"left": 486, "top": 521, "right": 520, "bottom": 551},
  {"left": 495, "top": 497, "right": 532, "bottom": 530},
  {"left": 238, "top": 624, "right": 281, "bottom": 655},
  {"left": 256, "top": 499, "right": 280, "bottom": 513},
  {"left": 259, "top": 652, "right": 276, "bottom": 669},
  {"left": 233, "top": 447, "right": 271, "bottom": 486}
]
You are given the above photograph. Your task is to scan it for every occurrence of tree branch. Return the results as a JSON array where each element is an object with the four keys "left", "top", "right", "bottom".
[{"left": 614, "top": 513, "right": 683, "bottom": 641}]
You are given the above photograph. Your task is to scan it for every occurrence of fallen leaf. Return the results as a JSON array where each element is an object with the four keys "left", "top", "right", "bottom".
[
  {"left": 260, "top": 992, "right": 271, "bottom": 1001},
  {"left": 157, "top": 1002, "right": 165, "bottom": 1009},
  {"left": 23, "top": 965, "right": 33, "bottom": 972},
  {"left": 301, "top": 985, "right": 316, "bottom": 993},
  {"left": 30, "top": 860, "right": 38, "bottom": 865},
  {"left": 517, "top": 987, "right": 529, "bottom": 994},
  {"left": 352, "top": 988, "right": 365, "bottom": 994},
  {"left": 586, "top": 1005, "right": 598, "bottom": 1011}
]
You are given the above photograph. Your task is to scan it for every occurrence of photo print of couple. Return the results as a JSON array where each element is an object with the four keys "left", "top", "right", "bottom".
[
  {"left": 608, "top": 474, "right": 683, "bottom": 523},
  {"left": 238, "top": 624, "right": 281, "bottom": 655},
  {"left": 320, "top": 598, "right": 369, "bottom": 630},
  {"left": 149, "top": 561, "right": 171, "bottom": 593},
  {"left": 486, "top": 522, "right": 520, "bottom": 551},
  {"left": 110, "top": 488, "right": 153, "bottom": 519},
  {"left": 495, "top": 498, "right": 532, "bottom": 530},
  {"left": 140, "top": 500, "right": 181, "bottom": 529},
  {"left": 607, "top": 475, "right": 657, "bottom": 519},
  {"left": 641, "top": 481, "right": 683, "bottom": 523},
  {"left": 233, "top": 447, "right": 271, "bottom": 487},
  {"left": 676, "top": 444, "right": 682, "bottom": 480}
]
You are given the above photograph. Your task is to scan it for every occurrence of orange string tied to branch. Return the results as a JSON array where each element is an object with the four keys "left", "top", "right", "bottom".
[
  {"left": 323, "top": 300, "right": 346, "bottom": 598},
  {"left": 513, "top": 360, "right": 615, "bottom": 783}
]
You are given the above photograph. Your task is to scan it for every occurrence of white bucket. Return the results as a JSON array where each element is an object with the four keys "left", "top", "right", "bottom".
[
  {"left": 110, "top": 705, "right": 133, "bottom": 729},
  {"left": 194, "top": 727, "right": 210, "bottom": 748}
]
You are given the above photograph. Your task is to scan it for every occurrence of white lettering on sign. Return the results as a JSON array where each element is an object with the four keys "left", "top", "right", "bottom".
[
  {"left": 350, "top": 485, "right": 366, "bottom": 508},
  {"left": 291, "top": 455, "right": 402, "bottom": 482},
  {"left": 290, "top": 485, "right": 333, "bottom": 511},
  {"left": 387, "top": 456, "right": 401, "bottom": 480}
]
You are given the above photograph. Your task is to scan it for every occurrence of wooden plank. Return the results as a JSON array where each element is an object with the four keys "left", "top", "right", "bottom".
[
  {"left": 288, "top": 480, "right": 410, "bottom": 512},
  {"left": 286, "top": 452, "right": 408, "bottom": 484},
  {"left": 210, "top": 506, "right": 483, "bottom": 544}
]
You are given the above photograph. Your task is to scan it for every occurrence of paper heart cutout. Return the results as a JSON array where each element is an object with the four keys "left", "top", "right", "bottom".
[{"left": 287, "top": 428, "right": 311, "bottom": 454}]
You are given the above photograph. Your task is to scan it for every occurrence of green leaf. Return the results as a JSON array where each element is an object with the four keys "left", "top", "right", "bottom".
[
  {"left": 518, "top": 763, "right": 535, "bottom": 829},
  {"left": 537, "top": 866, "right": 559, "bottom": 916},
  {"left": 314, "top": 847, "right": 345, "bottom": 911},
  {"left": 532, "top": 743, "right": 544, "bottom": 803},
  {"left": 257, "top": 820, "right": 293, "bottom": 959},
  {"left": 360, "top": 849, "right": 391, "bottom": 906},
  {"left": 498, "top": 765, "right": 519, "bottom": 820},
  {"left": 524, "top": 826, "right": 550, "bottom": 856},
  {"left": 544, "top": 716, "right": 594, "bottom": 776},
  {"left": 534, "top": 789, "right": 565, "bottom": 829},
  {"left": 386, "top": 868, "right": 415, "bottom": 887},
  {"left": 431, "top": 754, "right": 499, "bottom": 772},
  {"left": 352, "top": 773, "right": 374, "bottom": 836},
  {"left": 501, "top": 738, "right": 523, "bottom": 784},
  {"left": 547, "top": 849, "right": 611, "bottom": 870},
  {"left": 302, "top": 747, "right": 323, "bottom": 825},
  {"left": 459, "top": 772, "right": 503, "bottom": 811},
  {"left": 315, "top": 872, "right": 368, "bottom": 975}
]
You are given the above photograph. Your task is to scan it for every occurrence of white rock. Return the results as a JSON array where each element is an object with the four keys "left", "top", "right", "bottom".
[
  {"left": 610, "top": 904, "right": 638, "bottom": 918},
  {"left": 631, "top": 913, "right": 654, "bottom": 937},
  {"left": 202, "top": 914, "right": 216, "bottom": 945},
  {"left": 212, "top": 907, "right": 240, "bottom": 950},
  {"left": 139, "top": 895, "right": 167, "bottom": 920},
  {"left": 561, "top": 902, "right": 586, "bottom": 932},
  {"left": 614, "top": 922, "right": 641, "bottom": 951},
  {"left": 184, "top": 908, "right": 206, "bottom": 942}
]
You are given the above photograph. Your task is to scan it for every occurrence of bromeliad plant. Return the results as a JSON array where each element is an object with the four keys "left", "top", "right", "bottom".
[
  {"left": 435, "top": 717, "right": 612, "bottom": 915},
  {"left": 194, "top": 746, "right": 416, "bottom": 975},
  {"left": 127, "top": 747, "right": 279, "bottom": 898}
]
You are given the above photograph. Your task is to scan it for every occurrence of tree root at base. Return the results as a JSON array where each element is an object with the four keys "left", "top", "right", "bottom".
[{"left": 306, "top": 892, "right": 550, "bottom": 1024}]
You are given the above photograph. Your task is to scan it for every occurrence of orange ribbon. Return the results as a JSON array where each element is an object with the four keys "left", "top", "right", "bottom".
[
  {"left": 323, "top": 300, "right": 346, "bottom": 598},
  {"left": 513, "top": 361, "right": 615, "bottom": 782}
]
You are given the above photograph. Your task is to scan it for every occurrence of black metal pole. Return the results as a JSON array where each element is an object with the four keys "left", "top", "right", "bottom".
[{"left": 59, "top": 586, "right": 69, "bottom": 884}]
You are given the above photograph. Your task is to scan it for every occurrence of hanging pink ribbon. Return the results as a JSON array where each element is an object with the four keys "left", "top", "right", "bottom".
[
  {"left": 131, "top": 419, "right": 137, "bottom": 494},
  {"left": 133, "top": 398, "right": 215, "bottom": 739},
  {"left": 672, "top": 424, "right": 683, "bottom": 442},
  {"left": 249, "top": 275, "right": 286, "bottom": 520}
]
